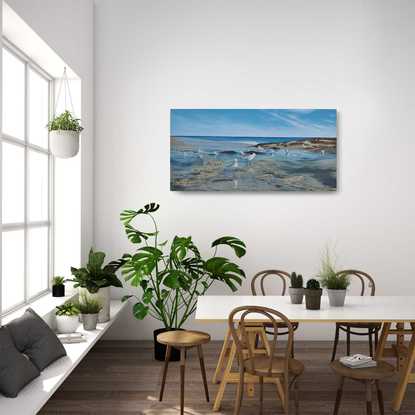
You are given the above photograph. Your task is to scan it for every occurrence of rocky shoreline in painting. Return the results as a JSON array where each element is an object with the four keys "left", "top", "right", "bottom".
[{"left": 170, "top": 136, "right": 337, "bottom": 191}]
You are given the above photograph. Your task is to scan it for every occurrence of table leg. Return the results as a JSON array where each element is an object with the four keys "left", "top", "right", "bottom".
[
  {"left": 392, "top": 324, "right": 415, "bottom": 412},
  {"left": 375, "top": 322, "right": 391, "bottom": 359},
  {"left": 396, "top": 322, "right": 405, "bottom": 371},
  {"left": 212, "top": 328, "right": 231, "bottom": 384},
  {"left": 180, "top": 348, "right": 185, "bottom": 415}
]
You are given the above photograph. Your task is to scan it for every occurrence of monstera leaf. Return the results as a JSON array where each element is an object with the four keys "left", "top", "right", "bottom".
[{"left": 211, "top": 236, "right": 246, "bottom": 258}]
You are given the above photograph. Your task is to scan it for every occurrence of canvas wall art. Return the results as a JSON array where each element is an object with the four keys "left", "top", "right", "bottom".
[{"left": 170, "top": 109, "right": 337, "bottom": 191}]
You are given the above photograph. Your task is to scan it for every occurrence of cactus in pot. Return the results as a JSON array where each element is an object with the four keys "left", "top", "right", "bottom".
[
  {"left": 289, "top": 272, "right": 304, "bottom": 304},
  {"left": 304, "top": 279, "right": 323, "bottom": 310}
]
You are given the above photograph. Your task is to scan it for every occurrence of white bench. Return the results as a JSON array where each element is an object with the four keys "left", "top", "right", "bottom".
[{"left": 0, "top": 300, "right": 128, "bottom": 415}]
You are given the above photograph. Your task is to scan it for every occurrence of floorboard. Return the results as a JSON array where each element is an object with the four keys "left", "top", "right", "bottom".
[{"left": 39, "top": 340, "right": 415, "bottom": 414}]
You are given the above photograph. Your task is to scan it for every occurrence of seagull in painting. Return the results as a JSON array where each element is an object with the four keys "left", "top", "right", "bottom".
[{"left": 232, "top": 158, "right": 239, "bottom": 168}]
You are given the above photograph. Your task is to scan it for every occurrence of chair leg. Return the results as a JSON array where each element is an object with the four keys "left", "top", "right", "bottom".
[
  {"left": 294, "top": 378, "right": 300, "bottom": 415},
  {"left": 368, "top": 330, "right": 374, "bottom": 357},
  {"left": 159, "top": 345, "right": 171, "bottom": 401},
  {"left": 375, "top": 328, "right": 379, "bottom": 350},
  {"left": 366, "top": 380, "right": 373, "bottom": 415},
  {"left": 197, "top": 345, "right": 209, "bottom": 402},
  {"left": 346, "top": 327, "right": 351, "bottom": 356},
  {"left": 332, "top": 324, "right": 340, "bottom": 362},
  {"left": 375, "top": 380, "right": 385, "bottom": 415},
  {"left": 234, "top": 365, "right": 244, "bottom": 415},
  {"left": 180, "top": 348, "right": 186, "bottom": 415},
  {"left": 291, "top": 338, "right": 295, "bottom": 358},
  {"left": 333, "top": 376, "right": 344, "bottom": 415},
  {"left": 259, "top": 376, "right": 264, "bottom": 415}
]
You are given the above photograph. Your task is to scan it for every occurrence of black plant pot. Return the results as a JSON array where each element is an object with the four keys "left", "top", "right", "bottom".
[
  {"left": 52, "top": 284, "right": 65, "bottom": 297},
  {"left": 153, "top": 328, "right": 183, "bottom": 361}
]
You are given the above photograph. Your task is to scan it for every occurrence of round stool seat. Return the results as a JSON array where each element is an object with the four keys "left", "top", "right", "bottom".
[
  {"left": 330, "top": 360, "right": 395, "bottom": 381},
  {"left": 157, "top": 330, "right": 210, "bottom": 348}
]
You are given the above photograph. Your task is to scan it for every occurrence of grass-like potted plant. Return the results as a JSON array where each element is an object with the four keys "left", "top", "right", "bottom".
[
  {"left": 289, "top": 272, "right": 304, "bottom": 304},
  {"left": 318, "top": 249, "right": 350, "bottom": 307},
  {"left": 304, "top": 279, "right": 323, "bottom": 310},
  {"left": 77, "top": 294, "right": 102, "bottom": 331},
  {"left": 47, "top": 110, "right": 83, "bottom": 158},
  {"left": 52, "top": 276, "right": 65, "bottom": 297},
  {"left": 55, "top": 302, "right": 80, "bottom": 333},
  {"left": 120, "top": 203, "right": 247, "bottom": 361},
  {"left": 67, "top": 248, "right": 125, "bottom": 323}
]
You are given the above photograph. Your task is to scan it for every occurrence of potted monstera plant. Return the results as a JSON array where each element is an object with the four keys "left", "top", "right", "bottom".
[
  {"left": 67, "top": 248, "right": 125, "bottom": 323},
  {"left": 120, "top": 203, "right": 247, "bottom": 361},
  {"left": 47, "top": 110, "right": 83, "bottom": 158}
]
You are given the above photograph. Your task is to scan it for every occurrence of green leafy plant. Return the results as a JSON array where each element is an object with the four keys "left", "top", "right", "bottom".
[
  {"left": 120, "top": 203, "right": 246, "bottom": 329},
  {"left": 67, "top": 248, "right": 126, "bottom": 294},
  {"left": 306, "top": 279, "right": 321, "bottom": 290},
  {"left": 318, "top": 248, "right": 350, "bottom": 290},
  {"left": 52, "top": 276, "right": 65, "bottom": 286},
  {"left": 77, "top": 294, "right": 102, "bottom": 315},
  {"left": 290, "top": 272, "right": 303, "bottom": 288},
  {"left": 56, "top": 302, "right": 79, "bottom": 316},
  {"left": 47, "top": 110, "right": 83, "bottom": 133}
]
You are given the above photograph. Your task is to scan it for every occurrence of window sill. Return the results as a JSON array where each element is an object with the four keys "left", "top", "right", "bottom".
[{"left": 1, "top": 291, "right": 77, "bottom": 325}]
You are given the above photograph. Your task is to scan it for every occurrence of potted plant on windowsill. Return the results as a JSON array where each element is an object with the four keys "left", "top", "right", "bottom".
[
  {"left": 304, "top": 279, "right": 323, "bottom": 310},
  {"left": 47, "top": 110, "right": 83, "bottom": 158},
  {"left": 56, "top": 302, "right": 80, "bottom": 333},
  {"left": 120, "top": 203, "right": 247, "bottom": 361},
  {"left": 318, "top": 249, "right": 350, "bottom": 307},
  {"left": 77, "top": 294, "right": 102, "bottom": 331},
  {"left": 52, "top": 276, "right": 65, "bottom": 297},
  {"left": 67, "top": 248, "right": 126, "bottom": 323},
  {"left": 289, "top": 272, "right": 304, "bottom": 304}
]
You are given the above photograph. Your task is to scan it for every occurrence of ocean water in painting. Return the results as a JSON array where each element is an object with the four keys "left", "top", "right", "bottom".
[{"left": 171, "top": 109, "right": 337, "bottom": 191}]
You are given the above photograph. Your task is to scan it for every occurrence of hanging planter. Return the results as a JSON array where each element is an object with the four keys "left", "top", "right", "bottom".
[{"left": 47, "top": 68, "right": 83, "bottom": 159}]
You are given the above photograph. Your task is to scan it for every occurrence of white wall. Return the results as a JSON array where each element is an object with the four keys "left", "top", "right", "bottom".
[
  {"left": 94, "top": 0, "right": 415, "bottom": 340},
  {"left": 5, "top": 0, "right": 95, "bottom": 264}
]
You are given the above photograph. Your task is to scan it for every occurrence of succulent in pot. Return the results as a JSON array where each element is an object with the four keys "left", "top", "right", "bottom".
[
  {"left": 318, "top": 249, "right": 350, "bottom": 307},
  {"left": 55, "top": 302, "right": 80, "bottom": 333},
  {"left": 120, "top": 203, "right": 247, "bottom": 361},
  {"left": 47, "top": 110, "right": 83, "bottom": 158},
  {"left": 67, "top": 248, "right": 126, "bottom": 323},
  {"left": 289, "top": 272, "right": 304, "bottom": 304},
  {"left": 52, "top": 276, "right": 65, "bottom": 297},
  {"left": 304, "top": 279, "right": 323, "bottom": 310},
  {"left": 77, "top": 294, "right": 102, "bottom": 331}
]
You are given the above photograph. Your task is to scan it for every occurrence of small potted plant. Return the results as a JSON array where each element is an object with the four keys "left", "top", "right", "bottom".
[
  {"left": 77, "top": 295, "right": 102, "bottom": 331},
  {"left": 289, "top": 272, "right": 304, "bottom": 304},
  {"left": 47, "top": 110, "right": 83, "bottom": 158},
  {"left": 55, "top": 302, "right": 80, "bottom": 333},
  {"left": 304, "top": 279, "right": 323, "bottom": 310},
  {"left": 52, "top": 276, "right": 65, "bottom": 297},
  {"left": 318, "top": 249, "right": 350, "bottom": 307}
]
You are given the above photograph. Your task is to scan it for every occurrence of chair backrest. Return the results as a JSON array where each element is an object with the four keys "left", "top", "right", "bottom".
[
  {"left": 228, "top": 305, "right": 293, "bottom": 377},
  {"left": 336, "top": 269, "right": 375, "bottom": 296},
  {"left": 250, "top": 270, "right": 291, "bottom": 296}
]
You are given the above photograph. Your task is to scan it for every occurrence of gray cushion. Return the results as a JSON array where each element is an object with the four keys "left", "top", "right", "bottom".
[
  {"left": 0, "top": 326, "right": 40, "bottom": 397},
  {"left": 7, "top": 308, "right": 66, "bottom": 371}
]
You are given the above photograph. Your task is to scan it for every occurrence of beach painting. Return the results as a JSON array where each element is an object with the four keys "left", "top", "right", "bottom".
[{"left": 170, "top": 109, "right": 337, "bottom": 191}]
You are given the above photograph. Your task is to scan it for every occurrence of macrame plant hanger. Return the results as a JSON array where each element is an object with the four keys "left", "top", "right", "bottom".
[{"left": 54, "top": 67, "right": 76, "bottom": 116}]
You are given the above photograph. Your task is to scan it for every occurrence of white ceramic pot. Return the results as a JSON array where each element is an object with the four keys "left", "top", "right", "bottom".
[
  {"left": 327, "top": 289, "right": 347, "bottom": 307},
  {"left": 50, "top": 130, "right": 80, "bottom": 158},
  {"left": 56, "top": 315, "right": 79, "bottom": 333},
  {"left": 79, "top": 287, "right": 110, "bottom": 323}
]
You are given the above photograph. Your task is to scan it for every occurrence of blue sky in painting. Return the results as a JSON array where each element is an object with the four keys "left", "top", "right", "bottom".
[{"left": 171, "top": 109, "right": 337, "bottom": 138}]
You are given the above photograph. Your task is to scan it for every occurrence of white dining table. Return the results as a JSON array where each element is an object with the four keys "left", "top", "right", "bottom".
[{"left": 195, "top": 295, "right": 415, "bottom": 412}]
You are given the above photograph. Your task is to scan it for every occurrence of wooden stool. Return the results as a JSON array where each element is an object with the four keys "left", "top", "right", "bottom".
[
  {"left": 157, "top": 330, "right": 211, "bottom": 415},
  {"left": 330, "top": 360, "right": 395, "bottom": 415}
]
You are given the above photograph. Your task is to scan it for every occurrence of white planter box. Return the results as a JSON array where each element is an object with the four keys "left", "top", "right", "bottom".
[
  {"left": 56, "top": 315, "right": 79, "bottom": 333},
  {"left": 50, "top": 130, "right": 80, "bottom": 158}
]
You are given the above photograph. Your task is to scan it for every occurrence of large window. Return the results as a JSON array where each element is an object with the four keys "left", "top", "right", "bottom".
[{"left": 1, "top": 41, "right": 53, "bottom": 313}]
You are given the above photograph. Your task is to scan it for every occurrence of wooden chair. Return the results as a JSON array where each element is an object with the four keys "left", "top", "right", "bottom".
[
  {"left": 331, "top": 270, "right": 382, "bottom": 361},
  {"left": 251, "top": 270, "right": 300, "bottom": 356},
  {"left": 228, "top": 305, "right": 304, "bottom": 415},
  {"left": 330, "top": 359, "right": 395, "bottom": 415},
  {"left": 157, "top": 330, "right": 210, "bottom": 415}
]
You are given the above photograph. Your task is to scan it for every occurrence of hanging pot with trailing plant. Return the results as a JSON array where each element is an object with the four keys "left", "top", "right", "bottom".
[
  {"left": 47, "top": 67, "right": 83, "bottom": 158},
  {"left": 119, "top": 202, "right": 247, "bottom": 361}
]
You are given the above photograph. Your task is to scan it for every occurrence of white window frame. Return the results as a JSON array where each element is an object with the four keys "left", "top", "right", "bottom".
[{"left": 1, "top": 38, "right": 54, "bottom": 315}]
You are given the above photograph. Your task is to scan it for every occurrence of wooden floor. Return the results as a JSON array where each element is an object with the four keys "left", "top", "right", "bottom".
[{"left": 40, "top": 340, "right": 415, "bottom": 414}]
